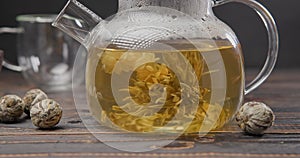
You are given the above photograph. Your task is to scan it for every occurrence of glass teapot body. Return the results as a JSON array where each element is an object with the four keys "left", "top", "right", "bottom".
[
  {"left": 86, "top": 5, "right": 243, "bottom": 133},
  {"left": 53, "top": 0, "right": 278, "bottom": 134}
]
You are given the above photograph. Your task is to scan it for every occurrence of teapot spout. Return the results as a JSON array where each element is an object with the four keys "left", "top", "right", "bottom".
[{"left": 52, "top": 0, "right": 102, "bottom": 47}]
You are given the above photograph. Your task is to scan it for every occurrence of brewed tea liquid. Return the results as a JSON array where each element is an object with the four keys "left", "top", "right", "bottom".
[{"left": 86, "top": 39, "right": 244, "bottom": 134}]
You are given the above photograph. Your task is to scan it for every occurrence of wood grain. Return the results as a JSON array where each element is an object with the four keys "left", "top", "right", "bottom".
[{"left": 0, "top": 69, "right": 299, "bottom": 158}]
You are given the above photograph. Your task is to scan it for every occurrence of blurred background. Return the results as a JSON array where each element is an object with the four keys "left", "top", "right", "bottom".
[{"left": 0, "top": 0, "right": 299, "bottom": 69}]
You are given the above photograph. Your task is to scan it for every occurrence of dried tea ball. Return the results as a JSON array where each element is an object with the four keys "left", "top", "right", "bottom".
[
  {"left": 23, "top": 89, "right": 48, "bottom": 116},
  {"left": 0, "top": 95, "right": 25, "bottom": 123},
  {"left": 30, "top": 99, "right": 63, "bottom": 129},
  {"left": 236, "top": 101, "right": 275, "bottom": 135}
]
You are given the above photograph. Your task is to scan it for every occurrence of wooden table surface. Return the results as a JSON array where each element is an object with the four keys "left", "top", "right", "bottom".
[{"left": 0, "top": 69, "right": 299, "bottom": 158}]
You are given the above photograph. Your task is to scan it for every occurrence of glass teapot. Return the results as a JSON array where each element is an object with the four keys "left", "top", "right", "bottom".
[{"left": 53, "top": 0, "right": 278, "bottom": 134}]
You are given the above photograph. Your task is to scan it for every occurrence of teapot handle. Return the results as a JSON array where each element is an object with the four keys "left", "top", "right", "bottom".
[
  {"left": 213, "top": 0, "right": 279, "bottom": 95},
  {"left": 0, "top": 50, "right": 3, "bottom": 71},
  {"left": 0, "top": 27, "right": 24, "bottom": 72}
]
